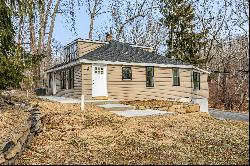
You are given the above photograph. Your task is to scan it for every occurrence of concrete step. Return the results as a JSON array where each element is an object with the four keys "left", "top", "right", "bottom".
[{"left": 96, "top": 103, "right": 135, "bottom": 111}]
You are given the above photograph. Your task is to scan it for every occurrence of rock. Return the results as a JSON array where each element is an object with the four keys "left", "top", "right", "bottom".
[
  {"left": 5, "top": 143, "right": 22, "bottom": 160},
  {"left": 25, "top": 106, "right": 38, "bottom": 112},
  {"left": 178, "top": 97, "right": 191, "bottom": 103},
  {"left": 25, "top": 133, "right": 34, "bottom": 147},
  {"left": 31, "top": 120, "right": 42, "bottom": 133},
  {"left": 18, "top": 130, "right": 30, "bottom": 146},
  {"left": 159, "top": 107, "right": 169, "bottom": 111},
  {"left": 187, "top": 105, "right": 200, "bottom": 113},
  {"left": 20, "top": 102, "right": 27, "bottom": 109},
  {"left": 1, "top": 140, "right": 15, "bottom": 155},
  {"left": 138, "top": 106, "right": 145, "bottom": 110},
  {"left": 10, "top": 132, "right": 23, "bottom": 145},
  {"left": 0, "top": 154, "right": 5, "bottom": 164}
]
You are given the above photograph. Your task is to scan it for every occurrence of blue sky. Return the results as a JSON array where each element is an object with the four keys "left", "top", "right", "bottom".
[
  {"left": 52, "top": 0, "right": 248, "bottom": 47},
  {"left": 53, "top": 3, "right": 111, "bottom": 46}
]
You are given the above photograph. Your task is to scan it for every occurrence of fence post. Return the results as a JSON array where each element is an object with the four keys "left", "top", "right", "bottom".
[{"left": 81, "top": 95, "right": 85, "bottom": 111}]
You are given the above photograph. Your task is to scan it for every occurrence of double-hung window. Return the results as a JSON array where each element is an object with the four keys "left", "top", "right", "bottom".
[
  {"left": 146, "top": 66, "right": 154, "bottom": 87},
  {"left": 68, "top": 68, "right": 74, "bottom": 89},
  {"left": 122, "top": 67, "right": 132, "bottom": 80},
  {"left": 48, "top": 72, "right": 52, "bottom": 88},
  {"left": 193, "top": 72, "right": 200, "bottom": 90},
  {"left": 172, "top": 68, "right": 180, "bottom": 86},
  {"left": 60, "top": 70, "right": 66, "bottom": 89}
]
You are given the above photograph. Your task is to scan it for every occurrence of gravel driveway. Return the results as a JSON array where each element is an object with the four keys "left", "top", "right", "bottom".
[{"left": 209, "top": 109, "right": 249, "bottom": 122}]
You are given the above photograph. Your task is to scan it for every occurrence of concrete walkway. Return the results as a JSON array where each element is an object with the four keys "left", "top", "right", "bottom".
[
  {"left": 38, "top": 96, "right": 118, "bottom": 104},
  {"left": 39, "top": 96, "right": 174, "bottom": 117},
  {"left": 209, "top": 109, "right": 249, "bottom": 122},
  {"left": 111, "top": 109, "right": 174, "bottom": 117},
  {"left": 38, "top": 96, "right": 81, "bottom": 104},
  {"left": 97, "top": 103, "right": 175, "bottom": 117}
]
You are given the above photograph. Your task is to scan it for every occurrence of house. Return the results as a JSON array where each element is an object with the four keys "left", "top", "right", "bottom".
[{"left": 46, "top": 34, "right": 210, "bottom": 111}]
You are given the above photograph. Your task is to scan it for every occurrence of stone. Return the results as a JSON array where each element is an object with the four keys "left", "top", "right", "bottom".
[
  {"left": 1, "top": 140, "right": 15, "bottom": 154},
  {"left": 18, "top": 130, "right": 30, "bottom": 145},
  {"left": 20, "top": 121, "right": 32, "bottom": 133},
  {"left": 10, "top": 132, "right": 23, "bottom": 145},
  {"left": 0, "top": 154, "right": 5, "bottom": 164},
  {"left": 5, "top": 142, "right": 22, "bottom": 160},
  {"left": 159, "top": 107, "right": 169, "bottom": 111},
  {"left": 178, "top": 97, "right": 191, "bottom": 103},
  {"left": 139, "top": 106, "right": 145, "bottom": 110},
  {"left": 188, "top": 105, "right": 200, "bottom": 113},
  {"left": 31, "top": 120, "right": 42, "bottom": 133},
  {"left": 25, "top": 133, "right": 34, "bottom": 147}
]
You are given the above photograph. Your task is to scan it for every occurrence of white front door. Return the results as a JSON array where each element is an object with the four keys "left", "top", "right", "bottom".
[{"left": 92, "top": 64, "right": 108, "bottom": 97}]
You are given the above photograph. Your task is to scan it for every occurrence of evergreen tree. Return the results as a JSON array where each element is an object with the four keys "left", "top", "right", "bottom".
[
  {"left": 0, "top": 1, "right": 42, "bottom": 90},
  {"left": 160, "top": 0, "right": 207, "bottom": 65}
]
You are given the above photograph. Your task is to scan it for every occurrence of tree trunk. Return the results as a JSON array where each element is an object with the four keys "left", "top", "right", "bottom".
[
  {"left": 46, "top": 0, "right": 60, "bottom": 57},
  {"left": 17, "top": 13, "right": 23, "bottom": 46},
  {"left": 29, "top": 0, "right": 37, "bottom": 54},
  {"left": 89, "top": 15, "right": 94, "bottom": 39},
  {"left": 38, "top": 0, "right": 46, "bottom": 54}
]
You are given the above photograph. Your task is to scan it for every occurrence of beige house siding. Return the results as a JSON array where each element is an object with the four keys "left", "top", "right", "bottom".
[
  {"left": 77, "top": 41, "right": 104, "bottom": 57},
  {"left": 49, "top": 63, "right": 209, "bottom": 100},
  {"left": 192, "top": 72, "right": 209, "bottom": 99},
  {"left": 82, "top": 63, "right": 92, "bottom": 99},
  {"left": 54, "top": 65, "right": 82, "bottom": 98},
  {"left": 107, "top": 65, "right": 209, "bottom": 100}
]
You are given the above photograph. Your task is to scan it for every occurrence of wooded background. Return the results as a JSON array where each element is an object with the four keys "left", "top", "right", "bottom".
[{"left": 1, "top": 0, "right": 249, "bottom": 112}]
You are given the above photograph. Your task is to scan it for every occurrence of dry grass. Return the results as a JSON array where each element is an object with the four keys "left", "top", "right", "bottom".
[
  {"left": 14, "top": 98, "right": 249, "bottom": 165},
  {"left": 0, "top": 90, "right": 32, "bottom": 147}
]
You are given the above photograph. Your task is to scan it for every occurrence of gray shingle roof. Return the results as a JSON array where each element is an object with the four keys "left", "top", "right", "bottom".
[
  {"left": 47, "top": 40, "right": 189, "bottom": 71},
  {"left": 81, "top": 40, "right": 189, "bottom": 65}
]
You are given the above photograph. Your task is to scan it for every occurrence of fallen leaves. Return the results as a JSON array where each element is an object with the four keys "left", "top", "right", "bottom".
[{"left": 4, "top": 92, "right": 248, "bottom": 165}]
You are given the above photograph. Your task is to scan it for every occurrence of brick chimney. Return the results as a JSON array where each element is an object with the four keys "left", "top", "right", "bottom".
[{"left": 106, "top": 33, "right": 112, "bottom": 42}]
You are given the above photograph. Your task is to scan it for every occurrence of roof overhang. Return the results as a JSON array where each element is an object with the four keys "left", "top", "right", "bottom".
[{"left": 46, "top": 59, "right": 210, "bottom": 74}]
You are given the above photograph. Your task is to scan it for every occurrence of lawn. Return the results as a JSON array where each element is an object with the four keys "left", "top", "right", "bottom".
[{"left": 15, "top": 98, "right": 249, "bottom": 165}]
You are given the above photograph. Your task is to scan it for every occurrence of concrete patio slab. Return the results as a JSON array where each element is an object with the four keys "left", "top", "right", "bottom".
[
  {"left": 38, "top": 96, "right": 81, "bottom": 104},
  {"left": 110, "top": 109, "right": 175, "bottom": 117},
  {"left": 38, "top": 96, "right": 119, "bottom": 104},
  {"left": 97, "top": 104, "right": 132, "bottom": 108},
  {"left": 97, "top": 103, "right": 135, "bottom": 111}
]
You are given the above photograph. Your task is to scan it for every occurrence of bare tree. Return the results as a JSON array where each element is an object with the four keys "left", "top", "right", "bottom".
[
  {"left": 208, "top": 35, "right": 249, "bottom": 112},
  {"left": 111, "top": 0, "right": 158, "bottom": 41},
  {"left": 84, "top": 0, "right": 107, "bottom": 39},
  {"left": 9, "top": 0, "right": 80, "bottom": 87}
]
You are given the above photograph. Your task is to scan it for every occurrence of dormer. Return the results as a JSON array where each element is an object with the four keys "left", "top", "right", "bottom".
[
  {"left": 62, "top": 38, "right": 155, "bottom": 63},
  {"left": 77, "top": 39, "right": 106, "bottom": 58},
  {"left": 63, "top": 41, "right": 78, "bottom": 63}
]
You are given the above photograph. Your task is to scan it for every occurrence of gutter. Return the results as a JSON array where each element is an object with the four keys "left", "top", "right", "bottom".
[{"left": 46, "top": 59, "right": 210, "bottom": 74}]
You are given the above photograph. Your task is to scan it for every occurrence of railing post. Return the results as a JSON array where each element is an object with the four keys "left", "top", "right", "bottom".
[{"left": 81, "top": 95, "right": 85, "bottom": 111}]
